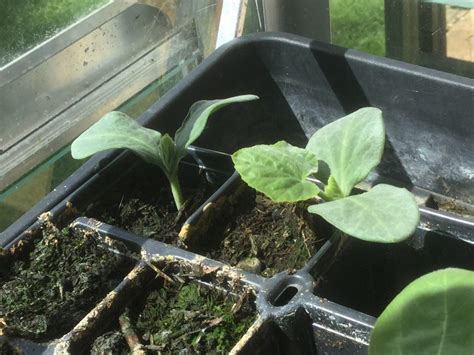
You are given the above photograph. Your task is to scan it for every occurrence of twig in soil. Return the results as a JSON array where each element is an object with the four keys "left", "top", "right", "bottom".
[
  {"left": 172, "top": 274, "right": 186, "bottom": 284},
  {"left": 147, "top": 263, "right": 174, "bottom": 284},
  {"left": 232, "top": 290, "right": 250, "bottom": 314},
  {"left": 137, "top": 205, "right": 148, "bottom": 212},
  {"left": 249, "top": 235, "right": 259, "bottom": 256},
  {"left": 0, "top": 318, "right": 7, "bottom": 336},
  {"left": 175, "top": 317, "right": 223, "bottom": 343},
  {"left": 119, "top": 312, "right": 147, "bottom": 355},
  {"left": 57, "top": 282, "right": 65, "bottom": 301},
  {"left": 300, "top": 229, "right": 312, "bottom": 258},
  {"left": 118, "top": 195, "right": 125, "bottom": 211}
]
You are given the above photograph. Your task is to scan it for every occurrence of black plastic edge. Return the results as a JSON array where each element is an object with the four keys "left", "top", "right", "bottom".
[
  {"left": 0, "top": 146, "right": 234, "bottom": 247},
  {"left": 3, "top": 32, "right": 473, "bottom": 245}
]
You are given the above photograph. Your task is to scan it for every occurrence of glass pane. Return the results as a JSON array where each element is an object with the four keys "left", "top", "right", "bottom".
[
  {"left": 0, "top": 56, "right": 199, "bottom": 231},
  {"left": 0, "top": 0, "right": 110, "bottom": 66},
  {"left": 0, "top": 0, "right": 220, "bottom": 232}
]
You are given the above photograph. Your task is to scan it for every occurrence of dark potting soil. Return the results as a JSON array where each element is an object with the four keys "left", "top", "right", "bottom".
[
  {"left": 202, "top": 189, "right": 327, "bottom": 278},
  {"left": 0, "top": 222, "right": 134, "bottom": 341},
  {"left": 90, "top": 331, "right": 128, "bottom": 354},
  {"left": 92, "top": 279, "right": 255, "bottom": 354},
  {"left": 85, "top": 165, "right": 216, "bottom": 244},
  {"left": 0, "top": 340, "right": 21, "bottom": 355}
]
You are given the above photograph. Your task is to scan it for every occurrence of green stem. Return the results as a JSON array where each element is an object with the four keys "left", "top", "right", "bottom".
[
  {"left": 319, "top": 175, "right": 345, "bottom": 201},
  {"left": 318, "top": 190, "right": 332, "bottom": 202},
  {"left": 169, "top": 172, "right": 184, "bottom": 211}
]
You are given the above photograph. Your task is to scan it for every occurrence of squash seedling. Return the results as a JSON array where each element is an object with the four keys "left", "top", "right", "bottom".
[
  {"left": 232, "top": 108, "right": 420, "bottom": 243},
  {"left": 71, "top": 95, "right": 259, "bottom": 210},
  {"left": 369, "top": 268, "right": 474, "bottom": 355}
]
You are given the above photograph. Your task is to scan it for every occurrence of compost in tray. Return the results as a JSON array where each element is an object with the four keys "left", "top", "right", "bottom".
[
  {"left": 85, "top": 162, "right": 221, "bottom": 244},
  {"left": 202, "top": 186, "right": 327, "bottom": 277},
  {"left": 89, "top": 269, "right": 256, "bottom": 354},
  {"left": 0, "top": 220, "right": 135, "bottom": 341}
]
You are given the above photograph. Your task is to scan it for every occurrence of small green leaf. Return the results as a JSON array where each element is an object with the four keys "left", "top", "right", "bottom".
[
  {"left": 71, "top": 111, "right": 162, "bottom": 164},
  {"left": 308, "top": 184, "right": 419, "bottom": 242},
  {"left": 232, "top": 141, "right": 320, "bottom": 202},
  {"left": 322, "top": 175, "right": 345, "bottom": 201},
  {"left": 174, "top": 95, "right": 259, "bottom": 159},
  {"left": 306, "top": 108, "right": 384, "bottom": 197},
  {"left": 157, "top": 134, "right": 178, "bottom": 178},
  {"left": 370, "top": 268, "right": 474, "bottom": 355}
]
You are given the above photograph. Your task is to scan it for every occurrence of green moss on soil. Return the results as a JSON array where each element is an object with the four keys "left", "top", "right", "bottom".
[
  {"left": 0, "top": 222, "right": 134, "bottom": 341},
  {"left": 129, "top": 280, "right": 255, "bottom": 353}
]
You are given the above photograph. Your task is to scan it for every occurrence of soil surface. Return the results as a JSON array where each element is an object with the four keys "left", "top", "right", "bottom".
[
  {"left": 0, "top": 340, "right": 21, "bottom": 355},
  {"left": 85, "top": 165, "right": 218, "bottom": 244},
  {"left": 433, "top": 196, "right": 474, "bottom": 218},
  {"left": 202, "top": 189, "right": 327, "bottom": 277},
  {"left": 0, "top": 222, "right": 134, "bottom": 341},
  {"left": 91, "top": 331, "right": 128, "bottom": 354},
  {"left": 91, "top": 279, "right": 255, "bottom": 354}
]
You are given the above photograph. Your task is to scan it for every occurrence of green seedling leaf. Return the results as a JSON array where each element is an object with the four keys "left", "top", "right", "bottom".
[
  {"left": 308, "top": 184, "right": 419, "bottom": 242},
  {"left": 322, "top": 176, "right": 345, "bottom": 201},
  {"left": 175, "top": 94, "right": 259, "bottom": 159},
  {"left": 71, "top": 111, "right": 161, "bottom": 165},
  {"left": 156, "top": 134, "right": 178, "bottom": 178},
  {"left": 71, "top": 96, "right": 258, "bottom": 211},
  {"left": 370, "top": 268, "right": 474, "bottom": 355},
  {"left": 157, "top": 134, "right": 184, "bottom": 209},
  {"left": 306, "top": 107, "right": 384, "bottom": 197},
  {"left": 232, "top": 141, "right": 320, "bottom": 202}
]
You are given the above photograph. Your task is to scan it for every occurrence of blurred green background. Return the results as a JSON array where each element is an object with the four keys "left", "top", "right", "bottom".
[
  {"left": 0, "top": 0, "right": 108, "bottom": 66},
  {"left": 0, "top": 0, "right": 387, "bottom": 66},
  {"left": 330, "top": 0, "right": 385, "bottom": 56}
]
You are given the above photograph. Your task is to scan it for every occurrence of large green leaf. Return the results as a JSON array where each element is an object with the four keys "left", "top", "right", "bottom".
[
  {"left": 232, "top": 141, "right": 320, "bottom": 202},
  {"left": 174, "top": 94, "right": 259, "bottom": 159},
  {"left": 308, "top": 184, "right": 419, "bottom": 242},
  {"left": 306, "top": 108, "right": 384, "bottom": 197},
  {"left": 370, "top": 268, "right": 474, "bottom": 355},
  {"left": 71, "top": 111, "right": 162, "bottom": 164}
]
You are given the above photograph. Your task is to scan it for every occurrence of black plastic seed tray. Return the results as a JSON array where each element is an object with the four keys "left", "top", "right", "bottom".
[{"left": 1, "top": 32, "right": 473, "bottom": 353}]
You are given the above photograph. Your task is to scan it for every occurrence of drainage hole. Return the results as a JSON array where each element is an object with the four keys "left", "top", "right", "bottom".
[{"left": 272, "top": 286, "right": 299, "bottom": 307}]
